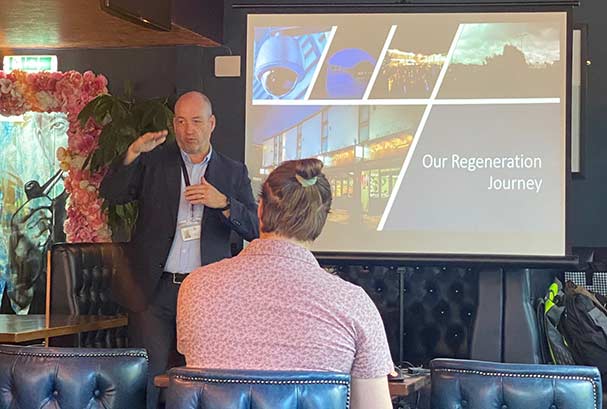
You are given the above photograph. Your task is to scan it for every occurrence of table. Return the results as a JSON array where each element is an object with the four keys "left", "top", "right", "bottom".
[
  {"left": 154, "top": 373, "right": 430, "bottom": 397},
  {"left": 388, "top": 374, "right": 430, "bottom": 397},
  {"left": 0, "top": 314, "right": 128, "bottom": 343}
]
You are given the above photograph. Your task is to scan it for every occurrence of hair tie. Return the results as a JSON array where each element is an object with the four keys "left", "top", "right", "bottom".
[{"left": 295, "top": 174, "right": 317, "bottom": 187}]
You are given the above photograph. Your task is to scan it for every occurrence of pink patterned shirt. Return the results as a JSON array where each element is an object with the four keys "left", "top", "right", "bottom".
[{"left": 177, "top": 238, "right": 394, "bottom": 378}]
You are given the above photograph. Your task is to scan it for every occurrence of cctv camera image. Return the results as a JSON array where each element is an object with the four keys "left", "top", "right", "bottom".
[
  {"left": 246, "top": 12, "right": 567, "bottom": 257},
  {"left": 252, "top": 26, "right": 333, "bottom": 100}
]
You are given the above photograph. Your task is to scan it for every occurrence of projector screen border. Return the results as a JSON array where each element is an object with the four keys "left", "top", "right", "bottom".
[
  {"left": 233, "top": 2, "right": 579, "bottom": 10},
  {"left": 315, "top": 252, "right": 579, "bottom": 268}
]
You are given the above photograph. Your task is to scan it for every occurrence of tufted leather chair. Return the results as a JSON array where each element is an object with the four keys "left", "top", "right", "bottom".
[
  {"left": 430, "top": 358, "right": 602, "bottom": 409},
  {"left": 50, "top": 243, "right": 128, "bottom": 348},
  {"left": 166, "top": 367, "right": 350, "bottom": 409},
  {"left": 325, "top": 264, "right": 502, "bottom": 366},
  {"left": 0, "top": 344, "right": 148, "bottom": 409},
  {"left": 400, "top": 266, "right": 483, "bottom": 363}
]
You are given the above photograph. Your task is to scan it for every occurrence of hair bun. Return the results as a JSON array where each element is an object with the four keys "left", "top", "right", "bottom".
[{"left": 294, "top": 158, "right": 324, "bottom": 180}]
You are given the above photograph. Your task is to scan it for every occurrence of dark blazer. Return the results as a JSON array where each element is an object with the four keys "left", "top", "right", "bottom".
[{"left": 100, "top": 141, "right": 259, "bottom": 311}]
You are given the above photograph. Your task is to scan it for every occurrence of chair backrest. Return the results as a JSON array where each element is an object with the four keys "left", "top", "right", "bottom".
[
  {"left": 0, "top": 344, "right": 148, "bottom": 409},
  {"left": 431, "top": 358, "right": 602, "bottom": 409},
  {"left": 50, "top": 242, "right": 128, "bottom": 347},
  {"left": 167, "top": 367, "right": 351, "bottom": 409},
  {"left": 326, "top": 264, "right": 501, "bottom": 365}
]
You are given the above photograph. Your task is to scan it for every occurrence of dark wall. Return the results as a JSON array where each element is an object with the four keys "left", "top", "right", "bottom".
[
  {"left": 173, "top": 0, "right": 224, "bottom": 43},
  {"left": 1, "top": 45, "right": 211, "bottom": 103},
  {"left": 214, "top": 0, "right": 607, "bottom": 247},
  {"left": 569, "top": 2, "right": 607, "bottom": 246},
  {"left": 2, "top": 47, "right": 176, "bottom": 99}
]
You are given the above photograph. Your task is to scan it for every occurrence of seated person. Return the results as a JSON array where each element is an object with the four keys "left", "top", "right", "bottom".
[{"left": 177, "top": 158, "right": 394, "bottom": 409}]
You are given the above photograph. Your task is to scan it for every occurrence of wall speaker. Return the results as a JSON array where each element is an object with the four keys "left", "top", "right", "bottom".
[{"left": 215, "top": 56, "right": 241, "bottom": 77}]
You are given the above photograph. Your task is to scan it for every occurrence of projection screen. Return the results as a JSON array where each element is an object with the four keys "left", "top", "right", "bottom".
[{"left": 245, "top": 11, "right": 568, "bottom": 256}]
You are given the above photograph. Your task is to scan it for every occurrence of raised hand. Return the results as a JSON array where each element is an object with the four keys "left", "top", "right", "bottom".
[
  {"left": 184, "top": 176, "right": 228, "bottom": 210},
  {"left": 124, "top": 130, "right": 168, "bottom": 165}
]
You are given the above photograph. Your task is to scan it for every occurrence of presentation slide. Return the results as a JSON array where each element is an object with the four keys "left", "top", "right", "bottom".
[{"left": 245, "top": 12, "right": 567, "bottom": 256}]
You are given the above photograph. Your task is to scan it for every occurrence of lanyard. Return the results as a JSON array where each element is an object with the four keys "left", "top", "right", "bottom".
[
  {"left": 178, "top": 153, "right": 192, "bottom": 187},
  {"left": 178, "top": 151, "right": 211, "bottom": 221},
  {"left": 178, "top": 152, "right": 197, "bottom": 220}
]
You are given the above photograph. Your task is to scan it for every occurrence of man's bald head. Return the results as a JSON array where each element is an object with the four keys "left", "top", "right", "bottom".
[{"left": 175, "top": 91, "right": 213, "bottom": 118}]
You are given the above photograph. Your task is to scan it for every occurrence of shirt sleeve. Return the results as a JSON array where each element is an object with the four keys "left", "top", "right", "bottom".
[{"left": 350, "top": 288, "right": 395, "bottom": 379}]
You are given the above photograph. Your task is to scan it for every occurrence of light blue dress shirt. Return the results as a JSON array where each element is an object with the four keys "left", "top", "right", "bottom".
[{"left": 164, "top": 147, "right": 212, "bottom": 274}]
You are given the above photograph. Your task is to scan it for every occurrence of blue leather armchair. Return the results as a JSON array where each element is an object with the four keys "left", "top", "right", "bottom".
[
  {"left": 166, "top": 367, "right": 351, "bottom": 409},
  {"left": 430, "top": 358, "right": 602, "bottom": 409},
  {"left": 0, "top": 344, "right": 148, "bottom": 409}
]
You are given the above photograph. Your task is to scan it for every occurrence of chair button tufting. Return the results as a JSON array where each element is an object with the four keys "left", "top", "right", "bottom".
[
  {"left": 550, "top": 405, "right": 557, "bottom": 409},
  {"left": 461, "top": 399, "right": 468, "bottom": 407},
  {"left": 53, "top": 390, "right": 59, "bottom": 397},
  {"left": 501, "top": 405, "right": 508, "bottom": 409},
  {"left": 94, "top": 389, "right": 101, "bottom": 398}
]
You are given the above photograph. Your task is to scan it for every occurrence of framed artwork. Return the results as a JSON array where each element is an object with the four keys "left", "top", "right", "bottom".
[{"left": 0, "top": 69, "right": 108, "bottom": 314}]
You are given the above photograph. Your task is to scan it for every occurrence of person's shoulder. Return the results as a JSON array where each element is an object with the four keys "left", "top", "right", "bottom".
[
  {"left": 313, "top": 272, "right": 380, "bottom": 324},
  {"left": 316, "top": 269, "right": 369, "bottom": 298},
  {"left": 326, "top": 273, "right": 377, "bottom": 307},
  {"left": 211, "top": 150, "right": 246, "bottom": 171}
]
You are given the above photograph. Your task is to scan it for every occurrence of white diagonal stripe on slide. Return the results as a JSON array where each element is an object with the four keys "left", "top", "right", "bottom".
[
  {"left": 377, "top": 24, "right": 465, "bottom": 231},
  {"left": 363, "top": 25, "right": 398, "bottom": 101},
  {"left": 304, "top": 26, "right": 338, "bottom": 101}
]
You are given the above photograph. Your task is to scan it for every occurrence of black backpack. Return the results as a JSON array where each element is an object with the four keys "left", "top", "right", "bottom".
[
  {"left": 540, "top": 278, "right": 607, "bottom": 388},
  {"left": 537, "top": 278, "right": 576, "bottom": 366}
]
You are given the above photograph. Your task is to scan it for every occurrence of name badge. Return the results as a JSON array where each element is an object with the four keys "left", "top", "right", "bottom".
[{"left": 180, "top": 221, "right": 201, "bottom": 241}]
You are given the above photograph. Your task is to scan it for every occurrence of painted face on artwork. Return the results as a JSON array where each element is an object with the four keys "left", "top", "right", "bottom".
[{"left": 173, "top": 93, "right": 216, "bottom": 156}]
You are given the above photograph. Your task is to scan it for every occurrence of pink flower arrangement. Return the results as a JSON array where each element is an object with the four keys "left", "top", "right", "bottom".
[{"left": 0, "top": 69, "right": 111, "bottom": 242}]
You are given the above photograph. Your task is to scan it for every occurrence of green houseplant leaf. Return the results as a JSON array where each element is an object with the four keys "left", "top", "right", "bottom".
[{"left": 79, "top": 92, "right": 175, "bottom": 240}]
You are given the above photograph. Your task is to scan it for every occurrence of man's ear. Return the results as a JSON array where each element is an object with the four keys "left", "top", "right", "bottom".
[{"left": 209, "top": 114, "right": 217, "bottom": 133}]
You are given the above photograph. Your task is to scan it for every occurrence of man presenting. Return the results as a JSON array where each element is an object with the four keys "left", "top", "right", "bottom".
[{"left": 100, "top": 91, "right": 258, "bottom": 409}]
